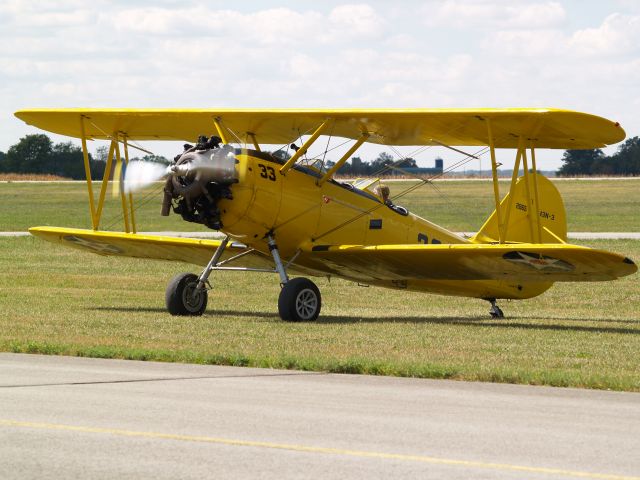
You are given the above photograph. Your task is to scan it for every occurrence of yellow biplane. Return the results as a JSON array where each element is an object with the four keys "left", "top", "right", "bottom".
[{"left": 15, "top": 108, "right": 637, "bottom": 320}]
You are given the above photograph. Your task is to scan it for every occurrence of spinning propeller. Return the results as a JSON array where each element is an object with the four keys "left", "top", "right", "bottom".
[{"left": 121, "top": 145, "right": 237, "bottom": 194}]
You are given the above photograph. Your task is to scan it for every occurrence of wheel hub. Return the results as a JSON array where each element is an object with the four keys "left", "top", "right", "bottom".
[
  {"left": 295, "top": 288, "right": 318, "bottom": 320},
  {"left": 182, "top": 283, "right": 204, "bottom": 312}
]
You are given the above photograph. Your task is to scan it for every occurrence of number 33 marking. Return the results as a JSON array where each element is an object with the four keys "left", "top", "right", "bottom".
[{"left": 258, "top": 164, "right": 276, "bottom": 181}]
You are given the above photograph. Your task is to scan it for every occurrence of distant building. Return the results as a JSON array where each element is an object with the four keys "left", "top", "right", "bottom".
[{"left": 394, "top": 157, "right": 444, "bottom": 176}]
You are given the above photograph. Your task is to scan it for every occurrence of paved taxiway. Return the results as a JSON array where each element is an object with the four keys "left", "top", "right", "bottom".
[{"left": 0, "top": 353, "right": 638, "bottom": 479}]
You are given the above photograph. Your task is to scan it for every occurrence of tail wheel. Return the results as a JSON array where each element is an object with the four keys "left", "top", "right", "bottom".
[
  {"left": 278, "top": 278, "right": 321, "bottom": 322},
  {"left": 166, "top": 273, "right": 208, "bottom": 316}
]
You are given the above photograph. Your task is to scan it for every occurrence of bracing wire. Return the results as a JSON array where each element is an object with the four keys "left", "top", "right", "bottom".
[
  {"left": 272, "top": 124, "right": 316, "bottom": 157},
  {"left": 312, "top": 145, "right": 489, "bottom": 242},
  {"left": 102, "top": 175, "right": 166, "bottom": 231},
  {"left": 219, "top": 120, "right": 243, "bottom": 145},
  {"left": 320, "top": 122, "right": 336, "bottom": 171}
]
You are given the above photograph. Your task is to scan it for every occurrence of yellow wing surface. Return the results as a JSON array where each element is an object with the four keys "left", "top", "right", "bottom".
[
  {"left": 29, "top": 227, "right": 636, "bottom": 283},
  {"left": 301, "top": 243, "right": 636, "bottom": 282},
  {"left": 28, "top": 227, "right": 273, "bottom": 269},
  {"left": 15, "top": 108, "right": 624, "bottom": 149}
]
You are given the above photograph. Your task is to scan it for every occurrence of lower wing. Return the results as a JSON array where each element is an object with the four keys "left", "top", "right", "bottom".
[
  {"left": 302, "top": 243, "right": 636, "bottom": 282},
  {"left": 28, "top": 226, "right": 273, "bottom": 269}
]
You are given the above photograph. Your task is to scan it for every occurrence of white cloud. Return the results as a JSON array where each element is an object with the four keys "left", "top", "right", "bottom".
[
  {"left": 1, "top": 1, "right": 95, "bottom": 30},
  {"left": 482, "top": 29, "right": 567, "bottom": 57},
  {"left": 100, "top": 4, "right": 386, "bottom": 45},
  {"left": 288, "top": 54, "right": 324, "bottom": 78},
  {"left": 423, "top": 0, "right": 565, "bottom": 29},
  {"left": 102, "top": 6, "right": 328, "bottom": 45},
  {"left": 2, "top": 1, "right": 640, "bottom": 170},
  {"left": 329, "top": 4, "right": 385, "bottom": 35},
  {"left": 570, "top": 13, "right": 640, "bottom": 56}
]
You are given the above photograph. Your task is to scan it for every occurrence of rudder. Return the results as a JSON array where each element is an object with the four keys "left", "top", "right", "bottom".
[{"left": 473, "top": 174, "right": 567, "bottom": 244}]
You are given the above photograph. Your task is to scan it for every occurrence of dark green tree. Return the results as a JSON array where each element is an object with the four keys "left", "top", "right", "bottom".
[
  {"left": 95, "top": 145, "right": 109, "bottom": 163},
  {"left": 0, "top": 150, "right": 6, "bottom": 172},
  {"left": 557, "top": 149, "right": 605, "bottom": 176},
  {"left": 51, "top": 142, "right": 86, "bottom": 179},
  {"left": 370, "top": 152, "right": 394, "bottom": 173},
  {"left": 610, "top": 136, "right": 640, "bottom": 175},
  {"left": 397, "top": 157, "right": 418, "bottom": 168},
  {"left": 5, "top": 134, "right": 54, "bottom": 174},
  {"left": 2, "top": 134, "right": 111, "bottom": 179}
]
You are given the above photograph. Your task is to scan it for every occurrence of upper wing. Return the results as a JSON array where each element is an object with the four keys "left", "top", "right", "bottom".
[
  {"left": 301, "top": 243, "right": 637, "bottom": 282},
  {"left": 15, "top": 108, "right": 624, "bottom": 149},
  {"left": 28, "top": 226, "right": 274, "bottom": 268}
]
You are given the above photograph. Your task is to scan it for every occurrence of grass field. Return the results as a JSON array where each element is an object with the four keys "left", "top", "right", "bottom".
[
  {"left": 1, "top": 178, "right": 639, "bottom": 232},
  {"left": 1, "top": 179, "right": 638, "bottom": 391},
  {"left": 1, "top": 235, "right": 638, "bottom": 391}
]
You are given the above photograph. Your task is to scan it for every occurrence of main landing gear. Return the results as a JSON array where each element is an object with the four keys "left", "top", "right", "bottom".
[
  {"left": 278, "top": 277, "right": 321, "bottom": 321},
  {"left": 488, "top": 298, "right": 505, "bottom": 319},
  {"left": 267, "top": 235, "right": 321, "bottom": 321},
  {"left": 165, "top": 273, "right": 207, "bottom": 315},
  {"left": 164, "top": 234, "right": 321, "bottom": 321}
]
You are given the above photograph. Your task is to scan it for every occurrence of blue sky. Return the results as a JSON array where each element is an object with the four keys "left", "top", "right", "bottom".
[{"left": 2, "top": 0, "right": 639, "bottom": 170}]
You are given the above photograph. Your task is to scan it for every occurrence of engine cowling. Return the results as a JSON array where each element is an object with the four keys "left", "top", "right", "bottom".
[{"left": 162, "top": 143, "right": 238, "bottom": 230}]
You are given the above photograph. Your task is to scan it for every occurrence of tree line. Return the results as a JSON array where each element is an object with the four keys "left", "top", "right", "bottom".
[
  {"left": 0, "top": 134, "right": 170, "bottom": 179},
  {"left": 557, "top": 137, "right": 640, "bottom": 176},
  {"left": 273, "top": 150, "right": 418, "bottom": 175},
  {"left": 0, "top": 134, "right": 107, "bottom": 179},
  {"left": 1, "top": 133, "right": 639, "bottom": 178}
]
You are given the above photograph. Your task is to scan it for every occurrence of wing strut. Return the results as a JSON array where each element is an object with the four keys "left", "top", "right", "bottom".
[
  {"left": 122, "top": 137, "right": 137, "bottom": 234},
  {"left": 317, "top": 132, "right": 369, "bottom": 185},
  {"left": 502, "top": 137, "right": 524, "bottom": 241},
  {"left": 78, "top": 116, "right": 138, "bottom": 233},
  {"left": 529, "top": 143, "right": 542, "bottom": 243},
  {"left": 280, "top": 120, "right": 331, "bottom": 174},
  {"left": 112, "top": 133, "right": 131, "bottom": 233},
  {"left": 482, "top": 115, "right": 548, "bottom": 244},
  {"left": 212, "top": 117, "right": 229, "bottom": 144},
  {"left": 247, "top": 132, "right": 261, "bottom": 152},
  {"left": 95, "top": 138, "right": 115, "bottom": 228},
  {"left": 500, "top": 137, "right": 544, "bottom": 243},
  {"left": 80, "top": 115, "right": 98, "bottom": 230},
  {"left": 486, "top": 119, "right": 504, "bottom": 243},
  {"left": 520, "top": 143, "right": 536, "bottom": 242}
]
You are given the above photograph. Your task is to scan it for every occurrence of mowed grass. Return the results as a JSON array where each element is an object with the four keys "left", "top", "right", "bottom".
[
  {"left": 1, "top": 178, "right": 639, "bottom": 232},
  {"left": 387, "top": 178, "right": 640, "bottom": 232},
  {"left": 0, "top": 181, "right": 205, "bottom": 233},
  {"left": 1, "top": 236, "right": 638, "bottom": 391}
]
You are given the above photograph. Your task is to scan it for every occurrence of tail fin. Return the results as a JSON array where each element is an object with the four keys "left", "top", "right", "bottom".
[{"left": 473, "top": 174, "right": 567, "bottom": 244}]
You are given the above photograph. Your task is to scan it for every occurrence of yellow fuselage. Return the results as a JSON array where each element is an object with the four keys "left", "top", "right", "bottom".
[{"left": 216, "top": 150, "right": 550, "bottom": 300}]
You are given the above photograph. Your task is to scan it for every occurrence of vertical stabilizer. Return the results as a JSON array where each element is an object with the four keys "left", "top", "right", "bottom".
[{"left": 473, "top": 175, "right": 567, "bottom": 244}]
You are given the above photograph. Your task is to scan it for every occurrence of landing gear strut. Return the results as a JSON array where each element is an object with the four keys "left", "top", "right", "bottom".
[
  {"left": 164, "top": 233, "right": 321, "bottom": 321},
  {"left": 488, "top": 298, "right": 504, "bottom": 319},
  {"left": 268, "top": 234, "right": 321, "bottom": 322},
  {"left": 165, "top": 236, "right": 229, "bottom": 316}
]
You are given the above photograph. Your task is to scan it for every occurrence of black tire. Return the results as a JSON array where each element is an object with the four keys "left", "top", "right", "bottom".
[
  {"left": 278, "top": 278, "right": 321, "bottom": 322},
  {"left": 165, "top": 273, "right": 208, "bottom": 316}
]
